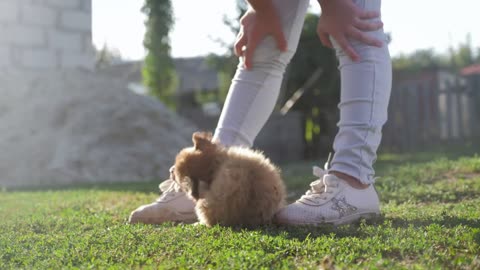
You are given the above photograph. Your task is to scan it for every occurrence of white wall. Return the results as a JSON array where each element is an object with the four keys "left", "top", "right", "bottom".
[{"left": 0, "top": 0, "right": 94, "bottom": 70}]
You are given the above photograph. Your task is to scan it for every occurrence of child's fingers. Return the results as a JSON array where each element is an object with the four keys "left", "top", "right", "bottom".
[
  {"left": 234, "top": 32, "right": 247, "bottom": 57},
  {"left": 317, "top": 31, "right": 333, "bottom": 49}
]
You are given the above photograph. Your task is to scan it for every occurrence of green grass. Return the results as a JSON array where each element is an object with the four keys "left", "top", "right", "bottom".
[{"left": 1, "top": 150, "right": 480, "bottom": 269}]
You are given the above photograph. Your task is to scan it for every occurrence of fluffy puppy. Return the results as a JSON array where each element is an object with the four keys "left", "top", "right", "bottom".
[{"left": 173, "top": 132, "right": 286, "bottom": 227}]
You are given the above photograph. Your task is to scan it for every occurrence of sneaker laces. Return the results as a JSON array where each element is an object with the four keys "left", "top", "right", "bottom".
[
  {"left": 299, "top": 166, "right": 327, "bottom": 201},
  {"left": 157, "top": 178, "right": 182, "bottom": 202},
  {"left": 299, "top": 153, "right": 339, "bottom": 203}
]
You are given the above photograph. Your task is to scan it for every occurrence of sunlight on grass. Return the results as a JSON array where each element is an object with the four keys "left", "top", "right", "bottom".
[{"left": 1, "top": 150, "right": 479, "bottom": 269}]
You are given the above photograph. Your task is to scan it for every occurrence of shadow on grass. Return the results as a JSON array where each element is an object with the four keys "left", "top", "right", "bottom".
[
  {"left": 242, "top": 214, "right": 480, "bottom": 242},
  {"left": 385, "top": 215, "right": 480, "bottom": 229},
  {"left": 384, "top": 188, "right": 480, "bottom": 204}
]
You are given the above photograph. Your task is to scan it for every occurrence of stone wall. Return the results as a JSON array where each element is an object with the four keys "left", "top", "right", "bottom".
[{"left": 0, "top": 0, "right": 94, "bottom": 70}]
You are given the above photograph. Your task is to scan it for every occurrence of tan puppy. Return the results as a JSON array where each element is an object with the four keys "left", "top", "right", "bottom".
[{"left": 173, "top": 132, "right": 286, "bottom": 227}]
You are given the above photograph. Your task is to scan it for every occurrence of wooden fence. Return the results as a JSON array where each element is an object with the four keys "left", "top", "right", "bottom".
[{"left": 382, "top": 79, "right": 479, "bottom": 151}]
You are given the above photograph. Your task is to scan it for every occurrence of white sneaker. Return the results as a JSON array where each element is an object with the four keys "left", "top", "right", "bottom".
[
  {"left": 275, "top": 166, "right": 380, "bottom": 226},
  {"left": 128, "top": 179, "right": 197, "bottom": 224}
]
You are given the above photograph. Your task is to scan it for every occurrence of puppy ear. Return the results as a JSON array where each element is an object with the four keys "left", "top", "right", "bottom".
[{"left": 192, "top": 132, "right": 213, "bottom": 151}]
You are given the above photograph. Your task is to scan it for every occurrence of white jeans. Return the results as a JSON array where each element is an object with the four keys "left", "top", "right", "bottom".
[{"left": 213, "top": 0, "right": 392, "bottom": 184}]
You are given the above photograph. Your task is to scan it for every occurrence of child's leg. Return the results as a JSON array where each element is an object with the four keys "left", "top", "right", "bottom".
[
  {"left": 213, "top": 0, "right": 310, "bottom": 147},
  {"left": 275, "top": 0, "right": 391, "bottom": 226},
  {"left": 329, "top": 0, "right": 392, "bottom": 185}
]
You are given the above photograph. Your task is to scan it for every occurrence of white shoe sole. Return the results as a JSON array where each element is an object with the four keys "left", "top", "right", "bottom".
[
  {"left": 331, "top": 211, "right": 380, "bottom": 226},
  {"left": 275, "top": 211, "right": 380, "bottom": 226},
  {"left": 129, "top": 207, "right": 197, "bottom": 225}
]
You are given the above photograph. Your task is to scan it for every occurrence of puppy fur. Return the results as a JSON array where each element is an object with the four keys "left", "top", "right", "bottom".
[{"left": 173, "top": 132, "right": 286, "bottom": 227}]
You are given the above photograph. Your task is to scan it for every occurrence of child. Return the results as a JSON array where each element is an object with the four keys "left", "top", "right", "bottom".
[{"left": 129, "top": 0, "right": 391, "bottom": 226}]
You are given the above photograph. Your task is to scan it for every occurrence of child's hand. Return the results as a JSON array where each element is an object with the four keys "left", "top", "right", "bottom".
[
  {"left": 317, "top": 0, "right": 384, "bottom": 61},
  {"left": 234, "top": 9, "right": 287, "bottom": 70}
]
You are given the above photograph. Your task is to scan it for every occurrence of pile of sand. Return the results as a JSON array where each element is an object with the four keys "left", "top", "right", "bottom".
[{"left": 0, "top": 69, "right": 196, "bottom": 188}]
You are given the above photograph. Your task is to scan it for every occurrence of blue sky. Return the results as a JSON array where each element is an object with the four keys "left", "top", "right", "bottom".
[{"left": 92, "top": 0, "right": 480, "bottom": 60}]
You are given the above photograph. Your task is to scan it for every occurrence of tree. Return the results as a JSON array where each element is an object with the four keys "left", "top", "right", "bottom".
[
  {"left": 392, "top": 49, "right": 447, "bottom": 72},
  {"left": 391, "top": 35, "right": 480, "bottom": 73},
  {"left": 142, "top": 0, "right": 177, "bottom": 108},
  {"left": 449, "top": 34, "right": 476, "bottom": 69}
]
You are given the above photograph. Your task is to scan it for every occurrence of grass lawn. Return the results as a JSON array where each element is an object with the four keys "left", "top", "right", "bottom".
[{"left": 1, "top": 146, "right": 480, "bottom": 269}]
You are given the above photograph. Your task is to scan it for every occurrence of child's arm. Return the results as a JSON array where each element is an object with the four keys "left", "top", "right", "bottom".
[
  {"left": 235, "top": 0, "right": 286, "bottom": 69},
  {"left": 317, "top": 0, "right": 384, "bottom": 61}
]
